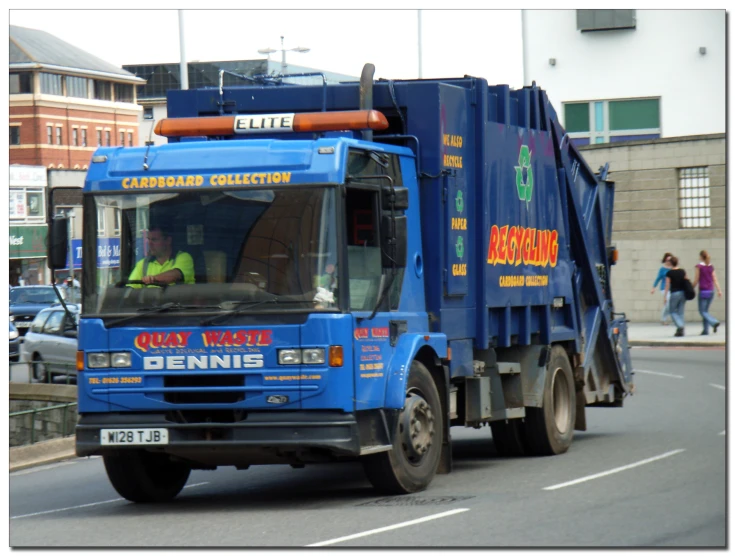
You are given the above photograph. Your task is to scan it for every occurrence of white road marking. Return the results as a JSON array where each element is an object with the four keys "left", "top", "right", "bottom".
[
  {"left": 635, "top": 369, "right": 684, "bottom": 379},
  {"left": 306, "top": 508, "right": 470, "bottom": 547},
  {"left": 709, "top": 383, "right": 726, "bottom": 391},
  {"left": 543, "top": 449, "right": 686, "bottom": 491},
  {"left": 10, "top": 482, "right": 209, "bottom": 520},
  {"left": 719, "top": 431, "right": 726, "bottom": 436}
]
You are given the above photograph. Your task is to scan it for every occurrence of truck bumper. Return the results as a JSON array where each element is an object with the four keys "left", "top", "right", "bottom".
[{"left": 76, "top": 411, "right": 364, "bottom": 465}]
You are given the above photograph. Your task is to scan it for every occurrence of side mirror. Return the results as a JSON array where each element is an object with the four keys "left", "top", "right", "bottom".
[
  {"left": 381, "top": 215, "right": 407, "bottom": 269},
  {"left": 48, "top": 217, "right": 69, "bottom": 270},
  {"left": 64, "top": 329, "right": 78, "bottom": 339}
]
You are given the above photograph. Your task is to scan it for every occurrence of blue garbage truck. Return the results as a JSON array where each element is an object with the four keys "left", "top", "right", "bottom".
[{"left": 47, "top": 64, "right": 633, "bottom": 502}]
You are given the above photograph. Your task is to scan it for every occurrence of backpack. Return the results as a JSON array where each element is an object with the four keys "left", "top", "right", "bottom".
[{"left": 683, "top": 278, "right": 696, "bottom": 301}]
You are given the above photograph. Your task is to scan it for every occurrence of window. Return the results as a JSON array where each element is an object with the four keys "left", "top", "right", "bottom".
[
  {"left": 105, "top": 131, "right": 111, "bottom": 146},
  {"left": 10, "top": 126, "right": 20, "bottom": 145},
  {"left": 47, "top": 126, "right": 53, "bottom": 145},
  {"left": 30, "top": 311, "right": 51, "bottom": 334},
  {"left": 82, "top": 129, "right": 88, "bottom": 147},
  {"left": 113, "top": 207, "right": 121, "bottom": 236},
  {"left": 143, "top": 107, "right": 154, "bottom": 120},
  {"left": 128, "top": 132, "right": 134, "bottom": 147},
  {"left": 9, "top": 73, "right": 32, "bottom": 94},
  {"left": 577, "top": 10, "right": 636, "bottom": 32},
  {"left": 563, "top": 98, "right": 660, "bottom": 146},
  {"left": 26, "top": 191, "right": 43, "bottom": 218},
  {"left": 114, "top": 83, "right": 134, "bottom": 103},
  {"left": 679, "top": 167, "right": 711, "bottom": 228},
  {"left": 40, "top": 73, "right": 63, "bottom": 95},
  {"left": 56, "top": 126, "right": 63, "bottom": 146},
  {"left": 42, "top": 311, "right": 65, "bottom": 336},
  {"left": 66, "top": 76, "right": 90, "bottom": 98},
  {"left": 72, "top": 128, "right": 79, "bottom": 147},
  {"left": 97, "top": 205, "right": 106, "bottom": 234},
  {"left": 97, "top": 130, "right": 102, "bottom": 147},
  {"left": 94, "top": 80, "right": 112, "bottom": 101},
  {"left": 119, "top": 131, "right": 124, "bottom": 146}
]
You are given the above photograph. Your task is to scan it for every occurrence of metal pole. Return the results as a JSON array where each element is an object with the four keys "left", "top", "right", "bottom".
[
  {"left": 178, "top": 10, "right": 189, "bottom": 90},
  {"left": 521, "top": 9, "right": 529, "bottom": 87},
  {"left": 418, "top": 10, "right": 423, "bottom": 78},
  {"left": 68, "top": 214, "right": 74, "bottom": 287},
  {"left": 281, "top": 36, "right": 287, "bottom": 74}
]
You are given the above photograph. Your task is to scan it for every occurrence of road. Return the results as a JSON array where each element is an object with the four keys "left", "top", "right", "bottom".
[{"left": 10, "top": 348, "right": 726, "bottom": 547}]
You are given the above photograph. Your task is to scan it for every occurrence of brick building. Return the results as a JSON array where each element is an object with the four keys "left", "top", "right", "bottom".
[
  {"left": 579, "top": 134, "right": 726, "bottom": 324},
  {"left": 9, "top": 25, "right": 145, "bottom": 170}
]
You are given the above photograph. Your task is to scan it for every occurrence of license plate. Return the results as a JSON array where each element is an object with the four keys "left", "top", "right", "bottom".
[
  {"left": 15, "top": 322, "right": 30, "bottom": 328},
  {"left": 100, "top": 428, "right": 169, "bottom": 445}
]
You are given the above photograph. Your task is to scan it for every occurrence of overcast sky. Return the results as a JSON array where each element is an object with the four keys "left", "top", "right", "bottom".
[{"left": 8, "top": 9, "right": 524, "bottom": 86}]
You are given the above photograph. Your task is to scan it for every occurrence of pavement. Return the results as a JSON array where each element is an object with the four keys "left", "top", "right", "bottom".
[
  {"left": 627, "top": 322, "right": 726, "bottom": 347},
  {"left": 8, "top": 322, "right": 725, "bottom": 473}
]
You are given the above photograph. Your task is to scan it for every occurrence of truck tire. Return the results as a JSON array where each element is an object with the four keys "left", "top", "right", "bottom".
[
  {"left": 523, "top": 345, "right": 576, "bottom": 456},
  {"left": 103, "top": 450, "right": 191, "bottom": 503},
  {"left": 490, "top": 419, "right": 526, "bottom": 457},
  {"left": 362, "top": 360, "right": 443, "bottom": 494}
]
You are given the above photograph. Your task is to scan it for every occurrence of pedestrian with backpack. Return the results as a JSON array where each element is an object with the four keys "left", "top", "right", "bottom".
[
  {"left": 650, "top": 252, "right": 673, "bottom": 325},
  {"left": 664, "top": 256, "right": 689, "bottom": 337},
  {"left": 691, "top": 250, "right": 722, "bottom": 335}
]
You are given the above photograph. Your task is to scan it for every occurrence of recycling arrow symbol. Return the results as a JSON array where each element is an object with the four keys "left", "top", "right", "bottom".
[
  {"left": 515, "top": 144, "right": 534, "bottom": 209},
  {"left": 455, "top": 236, "right": 464, "bottom": 258},
  {"left": 455, "top": 190, "right": 464, "bottom": 213}
]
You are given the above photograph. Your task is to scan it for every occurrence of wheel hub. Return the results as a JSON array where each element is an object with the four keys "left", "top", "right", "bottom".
[
  {"left": 399, "top": 391, "right": 435, "bottom": 465},
  {"left": 551, "top": 367, "right": 571, "bottom": 434}
]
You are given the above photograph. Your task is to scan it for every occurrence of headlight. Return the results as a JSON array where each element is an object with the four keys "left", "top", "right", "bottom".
[
  {"left": 111, "top": 352, "right": 131, "bottom": 368},
  {"left": 278, "top": 349, "right": 301, "bottom": 365},
  {"left": 87, "top": 352, "right": 110, "bottom": 368},
  {"left": 9, "top": 329, "right": 18, "bottom": 340},
  {"left": 302, "top": 348, "right": 325, "bottom": 365}
]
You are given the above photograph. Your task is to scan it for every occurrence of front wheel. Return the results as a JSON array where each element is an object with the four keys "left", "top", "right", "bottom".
[
  {"left": 523, "top": 345, "right": 576, "bottom": 456},
  {"left": 103, "top": 450, "right": 191, "bottom": 503},
  {"left": 362, "top": 361, "right": 443, "bottom": 494},
  {"left": 32, "top": 355, "right": 47, "bottom": 383}
]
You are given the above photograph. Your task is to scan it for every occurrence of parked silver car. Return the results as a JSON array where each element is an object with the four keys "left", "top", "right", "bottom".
[{"left": 21, "top": 304, "right": 80, "bottom": 383}]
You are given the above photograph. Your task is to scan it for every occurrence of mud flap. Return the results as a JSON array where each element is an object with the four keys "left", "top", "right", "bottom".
[
  {"left": 575, "top": 390, "right": 587, "bottom": 431},
  {"left": 437, "top": 365, "right": 452, "bottom": 474}
]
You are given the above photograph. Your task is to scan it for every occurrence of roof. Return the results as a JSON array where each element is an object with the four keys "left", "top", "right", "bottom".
[{"left": 10, "top": 25, "right": 144, "bottom": 83}]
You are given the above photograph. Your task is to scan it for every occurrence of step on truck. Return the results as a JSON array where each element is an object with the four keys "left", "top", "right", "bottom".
[{"left": 47, "top": 64, "right": 634, "bottom": 502}]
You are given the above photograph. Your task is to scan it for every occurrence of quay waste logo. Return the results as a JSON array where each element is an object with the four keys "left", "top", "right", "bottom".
[{"left": 515, "top": 144, "right": 533, "bottom": 208}]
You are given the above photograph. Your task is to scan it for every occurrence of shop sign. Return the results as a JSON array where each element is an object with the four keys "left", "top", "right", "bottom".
[
  {"left": 62, "top": 238, "right": 121, "bottom": 270},
  {"left": 9, "top": 226, "right": 47, "bottom": 259},
  {"left": 9, "top": 165, "right": 47, "bottom": 187}
]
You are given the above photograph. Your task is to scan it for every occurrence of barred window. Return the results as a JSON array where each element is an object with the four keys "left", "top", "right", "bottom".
[
  {"left": 82, "top": 129, "right": 88, "bottom": 147},
  {"left": 119, "top": 131, "right": 125, "bottom": 146},
  {"left": 72, "top": 128, "right": 79, "bottom": 146},
  {"left": 47, "top": 125, "right": 53, "bottom": 145},
  {"left": 10, "top": 125, "right": 20, "bottom": 145},
  {"left": 679, "top": 167, "right": 710, "bottom": 228},
  {"left": 56, "top": 126, "right": 63, "bottom": 145}
]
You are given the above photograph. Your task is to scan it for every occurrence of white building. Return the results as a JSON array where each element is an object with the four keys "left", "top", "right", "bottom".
[{"left": 522, "top": 10, "right": 725, "bottom": 145}]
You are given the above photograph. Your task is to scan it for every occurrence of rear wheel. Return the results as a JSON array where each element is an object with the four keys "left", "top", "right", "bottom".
[
  {"left": 103, "top": 450, "right": 191, "bottom": 503},
  {"left": 362, "top": 361, "right": 443, "bottom": 494},
  {"left": 523, "top": 345, "right": 575, "bottom": 455},
  {"left": 32, "top": 355, "right": 47, "bottom": 383}
]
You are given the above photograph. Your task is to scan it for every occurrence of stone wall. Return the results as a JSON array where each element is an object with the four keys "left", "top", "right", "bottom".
[{"left": 579, "top": 134, "right": 726, "bottom": 324}]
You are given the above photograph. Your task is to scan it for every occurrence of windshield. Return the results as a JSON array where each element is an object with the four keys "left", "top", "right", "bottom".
[
  {"left": 83, "top": 187, "right": 340, "bottom": 316},
  {"left": 10, "top": 287, "right": 63, "bottom": 305}
]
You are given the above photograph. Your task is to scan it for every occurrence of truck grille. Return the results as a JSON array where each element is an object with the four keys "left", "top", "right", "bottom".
[{"left": 163, "top": 374, "right": 245, "bottom": 404}]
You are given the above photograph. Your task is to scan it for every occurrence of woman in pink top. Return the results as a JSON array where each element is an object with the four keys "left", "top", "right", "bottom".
[{"left": 691, "top": 250, "right": 722, "bottom": 335}]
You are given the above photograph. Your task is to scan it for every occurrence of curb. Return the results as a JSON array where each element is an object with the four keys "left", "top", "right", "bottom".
[
  {"left": 629, "top": 340, "right": 725, "bottom": 347},
  {"left": 10, "top": 436, "right": 77, "bottom": 473}
]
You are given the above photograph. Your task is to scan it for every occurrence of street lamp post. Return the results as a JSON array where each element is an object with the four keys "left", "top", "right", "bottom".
[{"left": 258, "top": 36, "right": 310, "bottom": 75}]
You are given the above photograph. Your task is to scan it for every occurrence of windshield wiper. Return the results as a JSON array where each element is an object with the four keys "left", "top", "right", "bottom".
[
  {"left": 201, "top": 298, "right": 280, "bottom": 326},
  {"left": 107, "top": 302, "right": 219, "bottom": 327}
]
